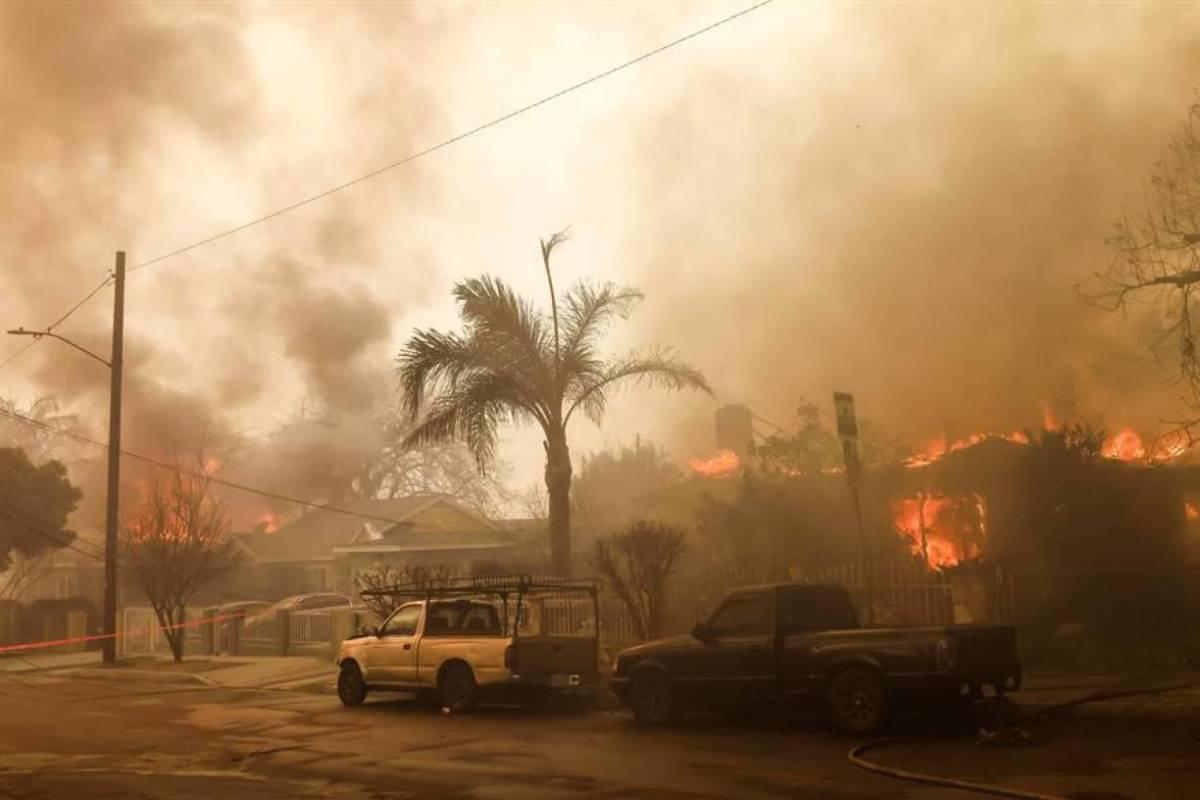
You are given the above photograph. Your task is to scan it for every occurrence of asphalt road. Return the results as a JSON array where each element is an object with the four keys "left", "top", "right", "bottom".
[{"left": 1, "top": 669, "right": 1199, "bottom": 799}]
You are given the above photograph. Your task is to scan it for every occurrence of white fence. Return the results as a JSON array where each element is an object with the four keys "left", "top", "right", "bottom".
[
  {"left": 119, "top": 606, "right": 169, "bottom": 657},
  {"left": 241, "top": 612, "right": 277, "bottom": 644},
  {"left": 290, "top": 610, "right": 333, "bottom": 644}
]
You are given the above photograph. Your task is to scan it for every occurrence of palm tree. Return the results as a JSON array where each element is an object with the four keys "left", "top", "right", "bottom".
[{"left": 398, "top": 231, "right": 711, "bottom": 576}]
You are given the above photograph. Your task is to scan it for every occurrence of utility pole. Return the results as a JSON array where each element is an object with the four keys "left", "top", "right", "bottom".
[
  {"left": 102, "top": 252, "right": 126, "bottom": 664},
  {"left": 6, "top": 252, "right": 126, "bottom": 661}
]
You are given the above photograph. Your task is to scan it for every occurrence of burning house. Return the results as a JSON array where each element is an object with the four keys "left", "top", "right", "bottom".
[{"left": 646, "top": 407, "right": 1200, "bottom": 653}]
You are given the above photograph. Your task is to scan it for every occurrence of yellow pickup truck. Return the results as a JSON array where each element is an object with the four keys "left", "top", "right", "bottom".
[{"left": 335, "top": 577, "right": 599, "bottom": 711}]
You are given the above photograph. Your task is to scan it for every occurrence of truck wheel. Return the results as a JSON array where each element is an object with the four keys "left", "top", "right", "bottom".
[
  {"left": 828, "top": 667, "right": 887, "bottom": 734},
  {"left": 337, "top": 663, "right": 367, "bottom": 708},
  {"left": 438, "top": 662, "right": 477, "bottom": 712},
  {"left": 629, "top": 669, "right": 674, "bottom": 725}
]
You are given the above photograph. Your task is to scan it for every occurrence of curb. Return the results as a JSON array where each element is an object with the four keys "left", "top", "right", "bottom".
[{"left": 67, "top": 667, "right": 214, "bottom": 686}]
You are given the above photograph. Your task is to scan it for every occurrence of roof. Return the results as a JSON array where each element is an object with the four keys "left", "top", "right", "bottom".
[{"left": 232, "top": 495, "right": 497, "bottom": 563}]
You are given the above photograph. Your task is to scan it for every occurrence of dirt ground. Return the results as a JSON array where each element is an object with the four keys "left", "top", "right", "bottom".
[{"left": 1, "top": 668, "right": 1199, "bottom": 799}]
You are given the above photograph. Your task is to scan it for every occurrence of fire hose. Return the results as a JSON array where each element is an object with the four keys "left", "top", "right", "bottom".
[{"left": 847, "top": 677, "right": 1200, "bottom": 800}]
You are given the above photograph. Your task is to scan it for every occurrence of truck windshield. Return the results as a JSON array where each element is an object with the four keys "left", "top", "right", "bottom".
[{"left": 425, "top": 601, "right": 503, "bottom": 636}]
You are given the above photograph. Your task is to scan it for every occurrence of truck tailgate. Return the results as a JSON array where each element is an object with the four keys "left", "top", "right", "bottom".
[{"left": 510, "top": 637, "right": 597, "bottom": 674}]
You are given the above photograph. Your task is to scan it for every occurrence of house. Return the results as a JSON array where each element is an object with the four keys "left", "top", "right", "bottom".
[{"left": 229, "top": 495, "right": 546, "bottom": 600}]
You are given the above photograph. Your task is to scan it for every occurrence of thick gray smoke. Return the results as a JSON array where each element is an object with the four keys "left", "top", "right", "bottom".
[
  {"left": 617, "top": 1, "right": 1200, "bottom": 450},
  {"left": 2, "top": 1, "right": 1198, "bottom": 534},
  {"left": 0, "top": 2, "right": 420, "bottom": 529}
]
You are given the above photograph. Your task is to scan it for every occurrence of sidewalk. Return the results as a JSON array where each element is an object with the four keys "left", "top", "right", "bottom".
[
  {"left": 67, "top": 655, "right": 336, "bottom": 691},
  {"left": 0, "top": 650, "right": 101, "bottom": 673}
]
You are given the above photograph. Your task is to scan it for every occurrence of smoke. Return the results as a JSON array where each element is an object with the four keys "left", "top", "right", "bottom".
[
  {"left": 0, "top": 1, "right": 429, "bottom": 529},
  {"left": 617, "top": 1, "right": 1200, "bottom": 450},
  {"left": 2, "top": 0, "right": 1199, "bottom": 532}
]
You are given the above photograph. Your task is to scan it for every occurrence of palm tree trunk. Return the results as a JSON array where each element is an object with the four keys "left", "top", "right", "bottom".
[{"left": 544, "top": 434, "right": 573, "bottom": 577}]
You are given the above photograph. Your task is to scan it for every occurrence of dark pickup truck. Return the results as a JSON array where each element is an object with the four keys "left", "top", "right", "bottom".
[{"left": 610, "top": 582, "right": 1021, "bottom": 733}]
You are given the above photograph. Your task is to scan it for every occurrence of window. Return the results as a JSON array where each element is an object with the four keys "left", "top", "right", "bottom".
[
  {"left": 54, "top": 573, "right": 74, "bottom": 600},
  {"left": 708, "top": 592, "right": 770, "bottom": 637},
  {"left": 779, "top": 587, "right": 858, "bottom": 632},
  {"left": 306, "top": 568, "right": 328, "bottom": 591},
  {"left": 424, "top": 601, "right": 502, "bottom": 636},
  {"left": 381, "top": 604, "right": 421, "bottom": 637}
]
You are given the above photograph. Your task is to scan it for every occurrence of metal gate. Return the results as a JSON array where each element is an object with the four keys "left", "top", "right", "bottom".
[{"left": 120, "top": 606, "right": 168, "bottom": 657}]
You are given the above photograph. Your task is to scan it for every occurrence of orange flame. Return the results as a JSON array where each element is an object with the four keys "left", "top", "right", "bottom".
[
  {"left": 256, "top": 512, "right": 280, "bottom": 533},
  {"left": 891, "top": 493, "right": 986, "bottom": 568},
  {"left": 688, "top": 449, "right": 740, "bottom": 478},
  {"left": 904, "top": 431, "right": 1029, "bottom": 468},
  {"left": 1101, "top": 427, "right": 1187, "bottom": 463},
  {"left": 1101, "top": 428, "right": 1145, "bottom": 461},
  {"left": 1041, "top": 401, "right": 1059, "bottom": 432},
  {"left": 1150, "top": 431, "right": 1188, "bottom": 462},
  {"left": 1186, "top": 502, "right": 1199, "bottom": 522}
]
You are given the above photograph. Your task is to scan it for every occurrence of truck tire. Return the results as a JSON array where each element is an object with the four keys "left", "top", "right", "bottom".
[
  {"left": 438, "top": 662, "right": 477, "bottom": 712},
  {"left": 828, "top": 667, "right": 888, "bottom": 735},
  {"left": 629, "top": 669, "right": 675, "bottom": 725},
  {"left": 337, "top": 662, "right": 367, "bottom": 708}
]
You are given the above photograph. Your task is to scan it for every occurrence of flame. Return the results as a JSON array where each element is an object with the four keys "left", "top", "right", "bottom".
[
  {"left": 1101, "top": 427, "right": 1188, "bottom": 463},
  {"left": 891, "top": 492, "right": 986, "bottom": 568},
  {"left": 1150, "top": 431, "right": 1188, "bottom": 462},
  {"left": 1041, "top": 401, "right": 1059, "bottom": 431},
  {"left": 1101, "top": 428, "right": 1145, "bottom": 461},
  {"left": 904, "top": 431, "right": 1029, "bottom": 467},
  {"left": 688, "top": 449, "right": 740, "bottom": 478},
  {"left": 256, "top": 512, "right": 280, "bottom": 533},
  {"left": 1186, "top": 502, "right": 1199, "bottom": 522},
  {"left": 203, "top": 457, "right": 221, "bottom": 475}
]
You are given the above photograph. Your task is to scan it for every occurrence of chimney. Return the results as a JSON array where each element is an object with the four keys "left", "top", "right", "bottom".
[{"left": 715, "top": 404, "right": 754, "bottom": 461}]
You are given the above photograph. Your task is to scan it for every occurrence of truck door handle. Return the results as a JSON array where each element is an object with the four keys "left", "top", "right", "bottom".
[{"left": 403, "top": 643, "right": 412, "bottom": 650}]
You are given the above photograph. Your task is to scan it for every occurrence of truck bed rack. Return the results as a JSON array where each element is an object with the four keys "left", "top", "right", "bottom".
[{"left": 359, "top": 574, "right": 599, "bottom": 599}]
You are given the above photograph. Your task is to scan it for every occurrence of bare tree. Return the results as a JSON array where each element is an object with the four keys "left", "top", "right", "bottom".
[
  {"left": 0, "top": 396, "right": 80, "bottom": 464},
  {"left": 353, "top": 563, "right": 456, "bottom": 620},
  {"left": 0, "top": 551, "right": 53, "bottom": 601},
  {"left": 123, "top": 462, "right": 240, "bottom": 662},
  {"left": 1086, "top": 98, "right": 1200, "bottom": 433},
  {"left": 591, "top": 520, "right": 687, "bottom": 641}
]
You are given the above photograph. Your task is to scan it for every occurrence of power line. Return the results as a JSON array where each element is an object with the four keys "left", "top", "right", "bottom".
[
  {"left": 0, "top": 340, "right": 36, "bottom": 372},
  {"left": 126, "top": 0, "right": 773, "bottom": 275},
  {"left": 0, "top": 405, "right": 429, "bottom": 530},
  {"left": 0, "top": 505, "right": 107, "bottom": 565},
  {"left": 3, "top": 0, "right": 775, "bottom": 362},
  {"left": 47, "top": 274, "right": 113, "bottom": 332},
  {"left": 0, "top": 273, "right": 113, "bottom": 376}
]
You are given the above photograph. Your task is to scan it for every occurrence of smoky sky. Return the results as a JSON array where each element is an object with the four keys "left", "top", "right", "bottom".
[
  {"left": 622, "top": 1, "right": 1200, "bottom": 450},
  {"left": 2, "top": 1, "right": 1199, "bottom": 530}
]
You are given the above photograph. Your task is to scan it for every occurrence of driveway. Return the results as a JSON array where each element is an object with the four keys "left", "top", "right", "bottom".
[{"left": 1, "top": 668, "right": 1198, "bottom": 799}]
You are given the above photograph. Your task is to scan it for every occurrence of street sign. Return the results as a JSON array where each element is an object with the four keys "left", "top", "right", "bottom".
[{"left": 833, "top": 391, "right": 858, "bottom": 439}]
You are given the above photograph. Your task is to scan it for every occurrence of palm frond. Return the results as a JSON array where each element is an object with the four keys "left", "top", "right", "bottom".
[
  {"left": 403, "top": 371, "right": 544, "bottom": 470},
  {"left": 539, "top": 227, "right": 572, "bottom": 263},
  {"left": 560, "top": 281, "right": 643, "bottom": 363},
  {"left": 396, "top": 329, "right": 481, "bottom": 419},
  {"left": 453, "top": 276, "right": 554, "bottom": 395},
  {"left": 565, "top": 348, "right": 713, "bottom": 425}
]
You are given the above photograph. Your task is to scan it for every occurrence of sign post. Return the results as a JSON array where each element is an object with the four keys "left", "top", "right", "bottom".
[{"left": 833, "top": 391, "right": 873, "bottom": 625}]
